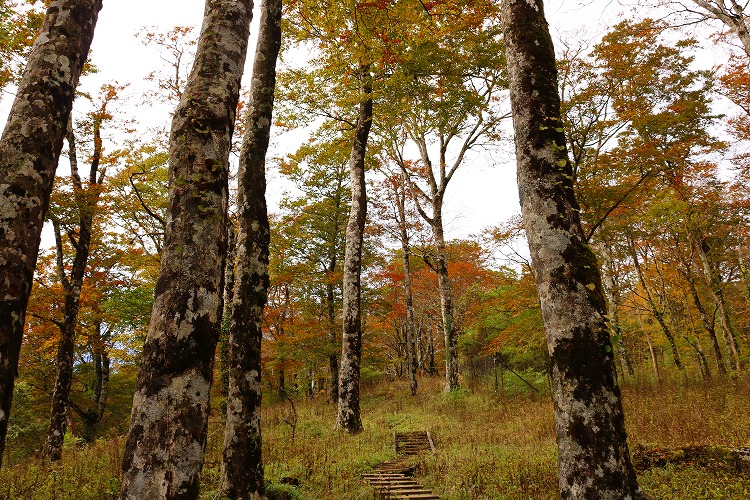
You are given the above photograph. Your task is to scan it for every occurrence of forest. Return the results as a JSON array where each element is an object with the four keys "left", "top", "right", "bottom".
[{"left": 0, "top": 0, "right": 749, "bottom": 498}]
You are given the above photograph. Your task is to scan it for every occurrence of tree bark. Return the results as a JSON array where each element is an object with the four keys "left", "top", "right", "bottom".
[
  {"left": 219, "top": 220, "right": 237, "bottom": 415},
  {"left": 120, "top": 1, "right": 252, "bottom": 497},
  {"left": 337, "top": 68, "right": 373, "bottom": 434},
  {"left": 501, "top": 1, "right": 642, "bottom": 497},
  {"left": 396, "top": 175, "right": 418, "bottom": 396},
  {"left": 0, "top": 0, "right": 101, "bottom": 467},
  {"left": 221, "top": 0, "right": 281, "bottom": 495},
  {"left": 432, "top": 207, "right": 459, "bottom": 391},
  {"left": 690, "top": 0, "right": 750, "bottom": 59}
]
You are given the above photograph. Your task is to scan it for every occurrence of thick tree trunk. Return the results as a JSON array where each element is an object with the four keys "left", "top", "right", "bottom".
[
  {"left": 501, "top": 1, "right": 642, "bottom": 497},
  {"left": 120, "top": 1, "right": 252, "bottom": 497},
  {"left": 221, "top": 0, "right": 281, "bottom": 496},
  {"left": 0, "top": 0, "right": 101, "bottom": 467},
  {"left": 337, "top": 69, "right": 373, "bottom": 434}
]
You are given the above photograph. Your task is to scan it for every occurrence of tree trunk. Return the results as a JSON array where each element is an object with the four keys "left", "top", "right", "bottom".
[
  {"left": 697, "top": 238, "right": 741, "bottom": 371},
  {"left": 219, "top": 220, "right": 237, "bottom": 415},
  {"left": 327, "top": 282, "right": 339, "bottom": 405},
  {"left": 432, "top": 209, "right": 459, "bottom": 391},
  {"left": 75, "top": 322, "right": 110, "bottom": 443},
  {"left": 0, "top": 0, "right": 101, "bottom": 467},
  {"left": 684, "top": 257, "right": 727, "bottom": 375},
  {"left": 690, "top": 0, "right": 750, "bottom": 59},
  {"left": 737, "top": 247, "right": 750, "bottom": 305},
  {"left": 45, "top": 115, "right": 105, "bottom": 462},
  {"left": 337, "top": 68, "right": 373, "bottom": 434},
  {"left": 120, "top": 1, "right": 252, "bottom": 497},
  {"left": 396, "top": 173, "right": 418, "bottom": 396},
  {"left": 501, "top": 1, "right": 642, "bottom": 497},
  {"left": 221, "top": 0, "right": 280, "bottom": 496},
  {"left": 599, "top": 244, "right": 635, "bottom": 378},
  {"left": 627, "top": 235, "right": 683, "bottom": 370}
]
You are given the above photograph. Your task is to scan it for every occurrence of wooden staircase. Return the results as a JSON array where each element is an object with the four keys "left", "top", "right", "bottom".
[{"left": 364, "top": 431, "right": 440, "bottom": 499}]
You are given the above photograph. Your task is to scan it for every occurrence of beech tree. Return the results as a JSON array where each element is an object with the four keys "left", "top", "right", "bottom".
[
  {"left": 119, "top": 0, "right": 253, "bottom": 497},
  {"left": 221, "top": 0, "right": 282, "bottom": 495},
  {"left": 501, "top": 0, "right": 642, "bottom": 497},
  {"left": 0, "top": 0, "right": 102, "bottom": 468},
  {"left": 43, "top": 84, "right": 122, "bottom": 462},
  {"left": 381, "top": 0, "right": 507, "bottom": 391},
  {"left": 337, "top": 67, "right": 373, "bottom": 433}
]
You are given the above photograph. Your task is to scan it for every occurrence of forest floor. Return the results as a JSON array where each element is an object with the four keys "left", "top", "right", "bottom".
[{"left": 1, "top": 370, "right": 749, "bottom": 499}]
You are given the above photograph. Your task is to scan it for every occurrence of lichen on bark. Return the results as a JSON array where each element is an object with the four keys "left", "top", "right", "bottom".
[
  {"left": 221, "top": 0, "right": 282, "bottom": 497},
  {"left": 120, "top": 1, "right": 253, "bottom": 498},
  {"left": 0, "top": 0, "right": 102, "bottom": 467},
  {"left": 500, "top": 0, "right": 642, "bottom": 497},
  {"left": 337, "top": 66, "right": 373, "bottom": 434}
]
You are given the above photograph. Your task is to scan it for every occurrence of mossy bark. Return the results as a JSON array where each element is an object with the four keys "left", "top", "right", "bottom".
[
  {"left": 120, "top": 1, "right": 252, "bottom": 497},
  {"left": 221, "top": 0, "right": 282, "bottom": 496},
  {"left": 337, "top": 68, "right": 372, "bottom": 434},
  {"left": 0, "top": 0, "right": 102, "bottom": 468},
  {"left": 501, "top": 0, "right": 642, "bottom": 497}
]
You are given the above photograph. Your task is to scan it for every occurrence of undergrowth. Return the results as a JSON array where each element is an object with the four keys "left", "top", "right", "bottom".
[{"left": 1, "top": 371, "right": 749, "bottom": 499}]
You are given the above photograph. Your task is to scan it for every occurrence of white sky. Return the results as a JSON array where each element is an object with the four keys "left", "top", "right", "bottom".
[{"left": 4, "top": 0, "right": 726, "bottom": 249}]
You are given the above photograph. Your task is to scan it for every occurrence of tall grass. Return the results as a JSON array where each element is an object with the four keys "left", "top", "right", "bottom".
[{"left": 1, "top": 370, "right": 748, "bottom": 499}]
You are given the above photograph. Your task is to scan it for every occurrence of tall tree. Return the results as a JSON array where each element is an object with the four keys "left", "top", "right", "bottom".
[
  {"left": 43, "top": 84, "right": 120, "bottom": 462},
  {"left": 500, "top": 0, "right": 642, "bottom": 497},
  {"left": 337, "top": 67, "right": 373, "bottom": 433},
  {"left": 221, "top": 0, "right": 282, "bottom": 495},
  {"left": 386, "top": 0, "right": 507, "bottom": 391},
  {"left": 0, "top": 0, "right": 102, "bottom": 468},
  {"left": 119, "top": 0, "right": 253, "bottom": 497}
]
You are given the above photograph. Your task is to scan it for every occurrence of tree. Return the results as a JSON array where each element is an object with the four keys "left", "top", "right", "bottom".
[
  {"left": 372, "top": 169, "right": 421, "bottom": 395},
  {"left": 119, "top": 0, "right": 253, "bottom": 497},
  {"left": 337, "top": 67, "right": 373, "bottom": 433},
  {"left": 382, "top": 0, "right": 507, "bottom": 391},
  {"left": 275, "top": 136, "right": 351, "bottom": 402},
  {"left": 221, "top": 0, "right": 282, "bottom": 495},
  {"left": 500, "top": 0, "right": 642, "bottom": 497},
  {"left": 663, "top": 0, "right": 750, "bottom": 59},
  {"left": 43, "top": 83, "right": 122, "bottom": 462},
  {"left": 0, "top": 0, "right": 102, "bottom": 468}
]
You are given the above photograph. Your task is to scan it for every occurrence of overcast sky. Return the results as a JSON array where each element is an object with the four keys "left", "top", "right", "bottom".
[{"left": 6, "top": 0, "right": 705, "bottom": 248}]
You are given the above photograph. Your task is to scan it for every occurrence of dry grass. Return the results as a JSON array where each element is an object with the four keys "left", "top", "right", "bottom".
[{"left": 1, "top": 371, "right": 749, "bottom": 499}]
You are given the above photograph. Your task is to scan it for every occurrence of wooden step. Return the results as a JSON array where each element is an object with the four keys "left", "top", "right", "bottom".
[{"left": 367, "top": 431, "right": 439, "bottom": 499}]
